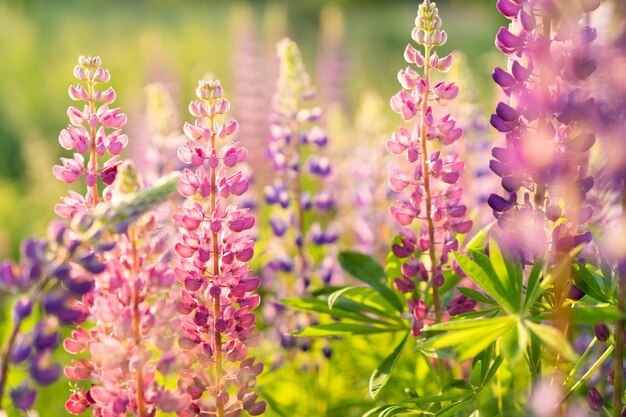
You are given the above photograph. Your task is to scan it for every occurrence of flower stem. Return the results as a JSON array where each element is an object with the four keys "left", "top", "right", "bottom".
[
  {"left": 419, "top": 44, "right": 444, "bottom": 381},
  {"left": 291, "top": 115, "right": 306, "bottom": 289},
  {"left": 0, "top": 318, "right": 22, "bottom": 410},
  {"left": 129, "top": 225, "right": 146, "bottom": 417},
  {"left": 87, "top": 80, "right": 99, "bottom": 207},
  {"left": 564, "top": 337, "right": 597, "bottom": 386},
  {"left": 613, "top": 184, "right": 626, "bottom": 417},
  {"left": 562, "top": 344, "right": 614, "bottom": 402},
  {"left": 209, "top": 112, "right": 224, "bottom": 417}
]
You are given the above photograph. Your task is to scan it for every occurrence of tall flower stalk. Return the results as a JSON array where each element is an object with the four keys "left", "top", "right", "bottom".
[
  {"left": 388, "top": 0, "right": 471, "bottom": 330},
  {"left": 63, "top": 163, "right": 189, "bottom": 417},
  {"left": 387, "top": 0, "right": 472, "bottom": 379},
  {"left": 263, "top": 39, "right": 339, "bottom": 359},
  {"left": 487, "top": 0, "right": 598, "bottom": 264},
  {"left": 174, "top": 80, "right": 265, "bottom": 417},
  {"left": 54, "top": 56, "right": 127, "bottom": 214}
]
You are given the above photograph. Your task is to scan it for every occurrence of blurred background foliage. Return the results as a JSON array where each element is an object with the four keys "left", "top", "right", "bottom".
[{"left": 0, "top": 1, "right": 503, "bottom": 414}]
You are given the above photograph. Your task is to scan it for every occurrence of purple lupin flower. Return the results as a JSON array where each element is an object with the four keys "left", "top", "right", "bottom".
[
  {"left": 387, "top": 0, "right": 472, "bottom": 337},
  {"left": 487, "top": 0, "right": 600, "bottom": 262},
  {"left": 264, "top": 38, "right": 340, "bottom": 294}
]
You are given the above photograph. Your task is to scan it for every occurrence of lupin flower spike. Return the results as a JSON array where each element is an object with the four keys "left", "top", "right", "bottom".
[
  {"left": 54, "top": 55, "right": 128, "bottom": 216},
  {"left": 387, "top": 0, "right": 472, "bottom": 337},
  {"left": 263, "top": 39, "right": 340, "bottom": 358},
  {"left": 173, "top": 80, "right": 266, "bottom": 417},
  {"left": 487, "top": 0, "right": 599, "bottom": 262},
  {"left": 265, "top": 38, "right": 339, "bottom": 294},
  {"left": 0, "top": 171, "right": 178, "bottom": 412},
  {"left": 64, "top": 162, "right": 190, "bottom": 417}
]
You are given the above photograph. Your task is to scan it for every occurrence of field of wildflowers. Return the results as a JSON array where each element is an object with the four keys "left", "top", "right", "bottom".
[{"left": 1, "top": 0, "right": 626, "bottom": 416}]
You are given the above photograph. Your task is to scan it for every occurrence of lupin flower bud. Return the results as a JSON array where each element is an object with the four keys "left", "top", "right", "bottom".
[
  {"left": 173, "top": 80, "right": 265, "bottom": 417},
  {"left": 388, "top": 0, "right": 472, "bottom": 336},
  {"left": 587, "top": 387, "right": 603, "bottom": 411}
]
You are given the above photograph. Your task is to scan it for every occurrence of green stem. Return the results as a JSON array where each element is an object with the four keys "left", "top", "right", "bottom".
[
  {"left": 564, "top": 337, "right": 597, "bottom": 386},
  {"left": 614, "top": 185, "right": 626, "bottom": 417},
  {"left": 562, "top": 344, "right": 614, "bottom": 402},
  {"left": 419, "top": 43, "right": 445, "bottom": 384}
]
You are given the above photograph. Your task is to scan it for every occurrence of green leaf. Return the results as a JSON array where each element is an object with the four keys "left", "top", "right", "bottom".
[
  {"left": 294, "top": 323, "right": 400, "bottom": 337},
  {"left": 464, "top": 221, "right": 495, "bottom": 251},
  {"left": 526, "top": 321, "right": 577, "bottom": 361},
  {"left": 569, "top": 306, "right": 626, "bottom": 324},
  {"left": 571, "top": 263, "right": 611, "bottom": 303},
  {"left": 425, "top": 316, "right": 512, "bottom": 332},
  {"left": 435, "top": 398, "right": 474, "bottom": 417},
  {"left": 370, "top": 332, "right": 410, "bottom": 399},
  {"left": 339, "top": 251, "right": 404, "bottom": 310},
  {"left": 457, "top": 287, "right": 496, "bottom": 305},
  {"left": 420, "top": 346, "right": 456, "bottom": 359},
  {"left": 453, "top": 252, "right": 515, "bottom": 314},
  {"left": 420, "top": 316, "right": 517, "bottom": 361},
  {"left": 403, "top": 392, "right": 471, "bottom": 404},
  {"left": 523, "top": 259, "right": 545, "bottom": 311},
  {"left": 482, "top": 355, "right": 504, "bottom": 387},
  {"left": 282, "top": 297, "right": 387, "bottom": 324},
  {"left": 328, "top": 286, "right": 401, "bottom": 319}
]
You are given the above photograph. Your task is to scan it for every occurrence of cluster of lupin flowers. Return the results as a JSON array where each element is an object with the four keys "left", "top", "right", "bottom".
[
  {"left": 486, "top": 0, "right": 626, "bottom": 414},
  {"left": 262, "top": 38, "right": 339, "bottom": 358},
  {"left": 64, "top": 162, "right": 190, "bottom": 416},
  {"left": 173, "top": 80, "right": 265, "bottom": 417},
  {"left": 387, "top": 0, "right": 473, "bottom": 337},
  {"left": 0, "top": 171, "right": 179, "bottom": 412},
  {"left": 264, "top": 38, "right": 338, "bottom": 293},
  {"left": 0, "top": 221, "right": 106, "bottom": 411},
  {"left": 487, "top": 0, "right": 598, "bottom": 262},
  {"left": 54, "top": 55, "right": 128, "bottom": 214}
]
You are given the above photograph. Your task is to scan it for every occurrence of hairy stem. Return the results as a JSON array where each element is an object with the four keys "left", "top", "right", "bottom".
[
  {"left": 209, "top": 112, "right": 224, "bottom": 417},
  {"left": 129, "top": 226, "right": 146, "bottom": 417},
  {"left": 613, "top": 184, "right": 626, "bottom": 417},
  {"left": 87, "top": 80, "right": 99, "bottom": 207},
  {"left": 419, "top": 44, "right": 444, "bottom": 380}
]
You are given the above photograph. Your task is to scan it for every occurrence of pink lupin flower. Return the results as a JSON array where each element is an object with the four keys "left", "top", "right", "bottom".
[
  {"left": 173, "top": 80, "right": 265, "bottom": 417},
  {"left": 54, "top": 56, "right": 128, "bottom": 215},
  {"left": 63, "top": 162, "right": 190, "bottom": 417},
  {"left": 387, "top": 0, "right": 473, "bottom": 337}
]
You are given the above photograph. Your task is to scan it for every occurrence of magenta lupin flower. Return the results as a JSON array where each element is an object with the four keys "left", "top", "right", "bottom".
[
  {"left": 173, "top": 80, "right": 265, "bottom": 417},
  {"left": 54, "top": 55, "right": 128, "bottom": 216},
  {"left": 387, "top": 0, "right": 472, "bottom": 336}
]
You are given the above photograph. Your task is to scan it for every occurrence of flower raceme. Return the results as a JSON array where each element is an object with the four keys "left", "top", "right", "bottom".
[
  {"left": 487, "top": 0, "right": 599, "bottom": 261},
  {"left": 54, "top": 55, "right": 128, "bottom": 216},
  {"left": 387, "top": 0, "right": 473, "bottom": 337},
  {"left": 173, "top": 80, "right": 266, "bottom": 417},
  {"left": 63, "top": 162, "right": 191, "bottom": 417},
  {"left": 264, "top": 38, "right": 339, "bottom": 294}
]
